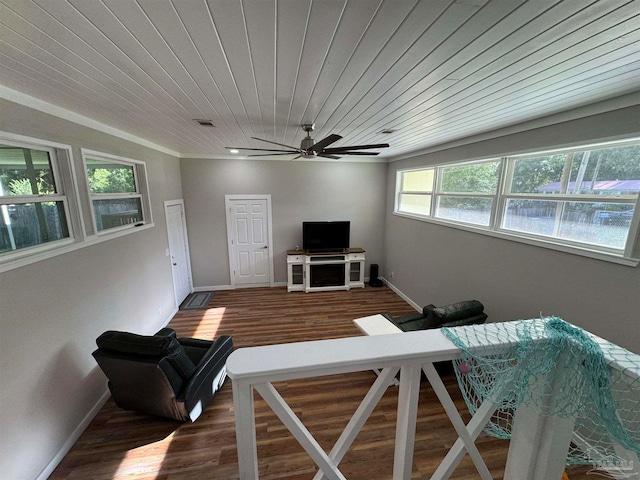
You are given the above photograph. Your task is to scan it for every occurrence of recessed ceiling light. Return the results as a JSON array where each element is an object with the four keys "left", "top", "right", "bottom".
[{"left": 229, "top": 149, "right": 239, "bottom": 154}]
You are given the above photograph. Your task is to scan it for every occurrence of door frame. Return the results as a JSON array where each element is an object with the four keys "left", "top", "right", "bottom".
[
  {"left": 164, "top": 199, "right": 193, "bottom": 306},
  {"left": 225, "top": 194, "right": 275, "bottom": 289}
]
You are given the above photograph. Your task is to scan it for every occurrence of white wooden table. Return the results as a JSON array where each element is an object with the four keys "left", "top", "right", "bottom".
[
  {"left": 353, "top": 314, "right": 403, "bottom": 384},
  {"left": 353, "top": 314, "right": 403, "bottom": 335}
]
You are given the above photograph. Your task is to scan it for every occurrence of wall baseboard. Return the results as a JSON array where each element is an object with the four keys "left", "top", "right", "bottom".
[
  {"left": 194, "top": 283, "right": 289, "bottom": 291},
  {"left": 36, "top": 390, "right": 111, "bottom": 480},
  {"left": 380, "top": 277, "right": 421, "bottom": 312},
  {"left": 193, "top": 285, "right": 234, "bottom": 292},
  {"left": 160, "top": 307, "right": 179, "bottom": 329}
]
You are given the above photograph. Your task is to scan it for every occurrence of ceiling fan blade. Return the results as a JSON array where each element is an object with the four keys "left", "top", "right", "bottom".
[
  {"left": 227, "top": 147, "right": 298, "bottom": 153},
  {"left": 310, "top": 134, "right": 342, "bottom": 151},
  {"left": 248, "top": 152, "right": 298, "bottom": 157},
  {"left": 251, "top": 137, "right": 301, "bottom": 151},
  {"left": 326, "top": 151, "right": 380, "bottom": 156},
  {"left": 317, "top": 153, "right": 342, "bottom": 160},
  {"left": 322, "top": 143, "right": 389, "bottom": 153}
]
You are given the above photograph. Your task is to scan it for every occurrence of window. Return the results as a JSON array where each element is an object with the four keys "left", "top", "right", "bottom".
[
  {"left": 0, "top": 134, "right": 154, "bottom": 272},
  {"left": 502, "top": 145, "right": 639, "bottom": 252},
  {"left": 436, "top": 161, "right": 500, "bottom": 226},
  {"left": 396, "top": 168, "right": 434, "bottom": 216},
  {"left": 83, "top": 151, "right": 151, "bottom": 233},
  {"left": 395, "top": 139, "right": 640, "bottom": 263},
  {"left": 0, "top": 142, "right": 72, "bottom": 255}
]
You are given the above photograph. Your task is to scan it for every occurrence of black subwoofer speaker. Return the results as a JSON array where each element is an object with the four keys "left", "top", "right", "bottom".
[{"left": 369, "top": 263, "right": 383, "bottom": 288}]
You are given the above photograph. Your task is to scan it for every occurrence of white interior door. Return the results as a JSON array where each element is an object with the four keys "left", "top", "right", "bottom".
[
  {"left": 226, "top": 196, "right": 273, "bottom": 287},
  {"left": 165, "top": 201, "right": 192, "bottom": 306}
]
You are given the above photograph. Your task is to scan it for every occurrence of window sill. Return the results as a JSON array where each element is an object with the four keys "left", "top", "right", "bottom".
[
  {"left": 0, "top": 222, "right": 155, "bottom": 274},
  {"left": 393, "top": 211, "right": 639, "bottom": 267}
]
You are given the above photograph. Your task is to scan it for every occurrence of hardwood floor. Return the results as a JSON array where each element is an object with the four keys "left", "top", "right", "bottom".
[{"left": 50, "top": 286, "right": 593, "bottom": 479}]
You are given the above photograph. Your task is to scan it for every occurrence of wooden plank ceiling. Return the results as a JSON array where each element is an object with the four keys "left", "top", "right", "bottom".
[{"left": 0, "top": 0, "right": 639, "bottom": 159}]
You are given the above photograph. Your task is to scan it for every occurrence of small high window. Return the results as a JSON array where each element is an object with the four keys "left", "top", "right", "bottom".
[
  {"left": 0, "top": 134, "right": 154, "bottom": 272},
  {"left": 396, "top": 168, "right": 434, "bottom": 216},
  {"left": 0, "top": 142, "right": 71, "bottom": 255},
  {"left": 436, "top": 161, "right": 500, "bottom": 226},
  {"left": 83, "top": 150, "right": 151, "bottom": 233}
]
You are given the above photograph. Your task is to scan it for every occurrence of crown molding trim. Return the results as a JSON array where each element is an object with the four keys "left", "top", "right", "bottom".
[
  {"left": 389, "top": 92, "right": 640, "bottom": 162},
  {"left": 0, "top": 85, "right": 180, "bottom": 158}
]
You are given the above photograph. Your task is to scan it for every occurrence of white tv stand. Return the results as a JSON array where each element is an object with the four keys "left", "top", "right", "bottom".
[{"left": 287, "top": 248, "right": 365, "bottom": 292}]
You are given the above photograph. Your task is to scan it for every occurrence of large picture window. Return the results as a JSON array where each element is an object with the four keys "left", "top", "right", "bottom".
[
  {"left": 502, "top": 145, "right": 639, "bottom": 252},
  {"left": 83, "top": 151, "right": 150, "bottom": 233},
  {"left": 395, "top": 139, "right": 640, "bottom": 263},
  {"left": 0, "top": 143, "right": 71, "bottom": 255}
]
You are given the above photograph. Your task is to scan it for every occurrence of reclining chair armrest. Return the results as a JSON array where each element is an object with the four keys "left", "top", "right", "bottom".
[
  {"left": 395, "top": 313, "right": 428, "bottom": 325},
  {"left": 178, "top": 337, "right": 216, "bottom": 365},
  {"left": 178, "top": 337, "right": 214, "bottom": 349},
  {"left": 440, "top": 313, "right": 488, "bottom": 328},
  {"left": 422, "top": 304, "right": 437, "bottom": 316},
  {"left": 179, "top": 336, "right": 234, "bottom": 411},
  {"left": 382, "top": 312, "right": 427, "bottom": 325},
  {"left": 155, "top": 328, "right": 177, "bottom": 338}
]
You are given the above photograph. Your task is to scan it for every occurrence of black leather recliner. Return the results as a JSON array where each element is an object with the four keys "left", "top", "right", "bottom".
[
  {"left": 93, "top": 327, "right": 233, "bottom": 422},
  {"left": 383, "top": 300, "right": 487, "bottom": 332},
  {"left": 383, "top": 300, "right": 487, "bottom": 374}
]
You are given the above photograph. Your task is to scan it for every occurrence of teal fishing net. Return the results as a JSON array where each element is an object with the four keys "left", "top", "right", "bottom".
[{"left": 441, "top": 317, "right": 640, "bottom": 466}]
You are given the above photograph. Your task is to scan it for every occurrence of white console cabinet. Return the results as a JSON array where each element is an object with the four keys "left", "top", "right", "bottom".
[{"left": 287, "top": 248, "right": 365, "bottom": 292}]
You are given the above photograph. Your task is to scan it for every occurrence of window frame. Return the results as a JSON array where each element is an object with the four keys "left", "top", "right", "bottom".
[
  {"left": 433, "top": 159, "right": 502, "bottom": 227},
  {"left": 394, "top": 138, "right": 640, "bottom": 265},
  {"left": 0, "top": 132, "right": 156, "bottom": 274},
  {"left": 81, "top": 149, "right": 153, "bottom": 236},
  {"left": 0, "top": 134, "right": 79, "bottom": 265},
  {"left": 395, "top": 167, "right": 435, "bottom": 218}
]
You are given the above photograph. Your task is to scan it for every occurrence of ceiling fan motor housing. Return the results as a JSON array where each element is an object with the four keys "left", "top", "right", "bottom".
[
  {"left": 300, "top": 124, "right": 316, "bottom": 155},
  {"left": 300, "top": 137, "right": 315, "bottom": 151}
]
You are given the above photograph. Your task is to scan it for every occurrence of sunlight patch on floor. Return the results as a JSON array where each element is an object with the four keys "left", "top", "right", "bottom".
[
  {"left": 191, "top": 306, "right": 227, "bottom": 339},
  {"left": 114, "top": 431, "right": 178, "bottom": 478}
]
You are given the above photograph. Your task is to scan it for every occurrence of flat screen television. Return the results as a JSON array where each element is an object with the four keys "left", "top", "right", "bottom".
[{"left": 303, "top": 221, "right": 350, "bottom": 253}]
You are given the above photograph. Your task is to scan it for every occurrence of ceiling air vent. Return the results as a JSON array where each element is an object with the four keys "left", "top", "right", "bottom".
[
  {"left": 380, "top": 129, "right": 396, "bottom": 134},
  {"left": 194, "top": 119, "right": 215, "bottom": 127}
]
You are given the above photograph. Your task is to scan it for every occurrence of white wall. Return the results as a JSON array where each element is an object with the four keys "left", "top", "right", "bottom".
[
  {"left": 180, "top": 158, "right": 388, "bottom": 288},
  {"left": 0, "top": 100, "right": 183, "bottom": 479},
  {"left": 383, "top": 105, "right": 640, "bottom": 351}
]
